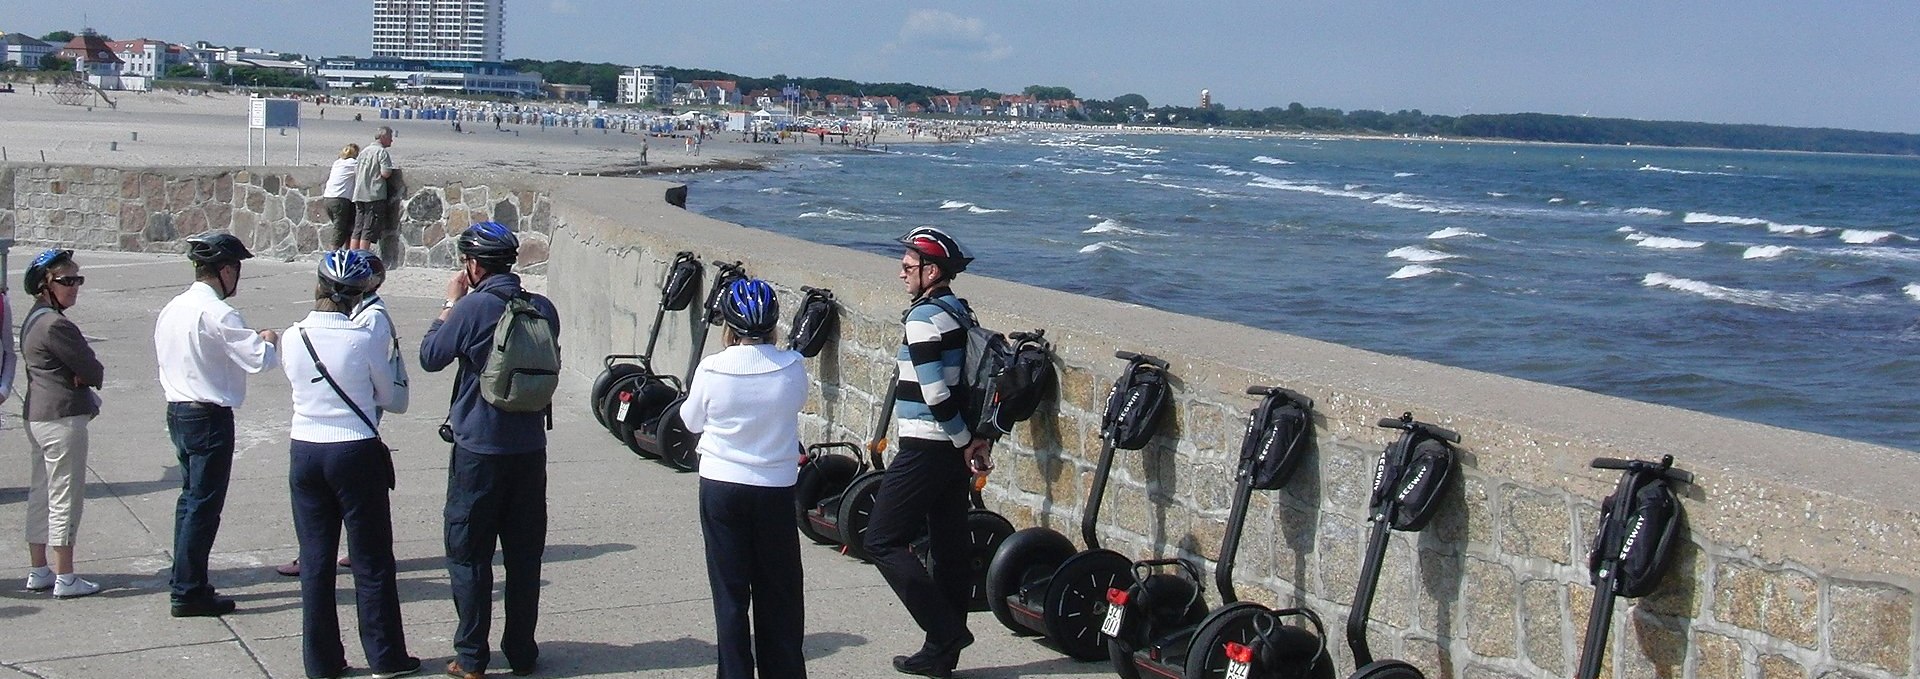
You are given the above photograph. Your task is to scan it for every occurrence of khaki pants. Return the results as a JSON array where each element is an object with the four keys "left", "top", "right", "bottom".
[{"left": 26, "top": 415, "right": 89, "bottom": 547}]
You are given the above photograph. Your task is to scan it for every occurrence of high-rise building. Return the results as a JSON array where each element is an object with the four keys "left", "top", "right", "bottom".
[{"left": 373, "top": 0, "right": 504, "bottom": 62}]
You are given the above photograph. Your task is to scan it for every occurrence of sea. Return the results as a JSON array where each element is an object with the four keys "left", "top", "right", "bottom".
[{"left": 684, "top": 132, "right": 1920, "bottom": 451}]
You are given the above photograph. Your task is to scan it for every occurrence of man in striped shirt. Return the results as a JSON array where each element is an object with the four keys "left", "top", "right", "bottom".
[{"left": 866, "top": 226, "right": 992, "bottom": 678}]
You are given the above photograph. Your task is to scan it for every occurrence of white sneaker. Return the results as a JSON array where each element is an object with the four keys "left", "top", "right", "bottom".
[
  {"left": 52, "top": 576, "right": 100, "bottom": 599},
  {"left": 25, "top": 568, "right": 54, "bottom": 592}
]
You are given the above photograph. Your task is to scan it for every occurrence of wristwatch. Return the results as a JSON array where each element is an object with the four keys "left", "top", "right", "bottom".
[{"left": 442, "top": 300, "right": 457, "bottom": 309}]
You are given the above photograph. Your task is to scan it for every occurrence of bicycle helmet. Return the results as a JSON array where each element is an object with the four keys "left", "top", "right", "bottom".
[
  {"left": 185, "top": 233, "right": 254, "bottom": 265},
  {"left": 457, "top": 221, "right": 519, "bottom": 266},
  {"left": 349, "top": 248, "right": 387, "bottom": 278},
  {"left": 318, "top": 249, "right": 377, "bottom": 288},
  {"left": 23, "top": 248, "right": 75, "bottom": 296},
  {"left": 897, "top": 226, "right": 973, "bottom": 275},
  {"left": 721, "top": 278, "right": 780, "bottom": 338}
]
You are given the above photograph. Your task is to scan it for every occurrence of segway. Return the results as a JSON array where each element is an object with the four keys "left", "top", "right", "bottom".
[
  {"left": 593, "top": 251, "right": 703, "bottom": 454},
  {"left": 1106, "top": 386, "right": 1335, "bottom": 679},
  {"left": 803, "top": 370, "right": 898, "bottom": 562},
  {"left": 638, "top": 260, "right": 749, "bottom": 472},
  {"left": 791, "top": 284, "right": 864, "bottom": 543},
  {"left": 984, "top": 351, "right": 1173, "bottom": 661},
  {"left": 1340, "top": 413, "right": 1461, "bottom": 679},
  {"left": 1577, "top": 455, "right": 1693, "bottom": 679}
]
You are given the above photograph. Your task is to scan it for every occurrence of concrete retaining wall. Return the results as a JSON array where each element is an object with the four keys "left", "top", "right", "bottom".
[{"left": 544, "top": 175, "right": 1920, "bottom": 679}]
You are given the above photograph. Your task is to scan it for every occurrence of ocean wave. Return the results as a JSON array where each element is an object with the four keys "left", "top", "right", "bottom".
[
  {"left": 1743, "top": 245, "right": 1793, "bottom": 259},
  {"left": 1126, "top": 178, "right": 1226, "bottom": 196},
  {"left": 1641, "top": 273, "right": 1864, "bottom": 312},
  {"left": 1830, "top": 247, "right": 1920, "bottom": 263},
  {"left": 1486, "top": 192, "right": 1509, "bottom": 197},
  {"left": 1374, "top": 193, "right": 1467, "bottom": 215},
  {"left": 757, "top": 187, "right": 788, "bottom": 195},
  {"left": 797, "top": 208, "right": 896, "bottom": 222},
  {"left": 1767, "top": 223, "right": 1829, "bottom": 235},
  {"left": 1683, "top": 212, "right": 1769, "bottom": 226},
  {"left": 1638, "top": 164, "right": 1737, "bottom": 177},
  {"left": 1840, "top": 229, "right": 1904, "bottom": 244},
  {"left": 1111, "top": 161, "right": 1154, "bottom": 169},
  {"left": 1033, "top": 156, "right": 1066, "bottom": 166},
  {"left": 1251, "top": 155, "right": 1294, "bottom": 165},
  {"left": 1246, "top": 175, "right": 1383, "bottom": 200},
  {"left": 1387, "top": 246, "right": 1458, "bottom": 262},
  {"left": 1547, "top": 197, "right": 1567, "bottom": 204},
  {"left": 1063, "top": 168, "right": 1121, "bottom": 175},
  {"left": 1428, "top": 227, "right": 1486, "bottom": 240},
  {"left": 1079, "top": 240, "right": 1143, "bottom": 255},
  {"left": 1388, "top": 264, "right": 1446, "bottom": 279},
  {"left": 1084, "top": 218, "right": 1168, "bottom": 237},
  {"left": 1619, "top": 207, "right": 1672, "bottom": 217},
  {"left": 1907, "top": 283, "right": 1920, "bottom": 302},
  {"left": 937, "top": 199, "right": 1009, "bottom": 214},
  {"left": 1633, "top": 236, "right": 1706, "bottom": 250},
  {"left": 1393, "top": 172, "right": 1418, "bottom": 178}
]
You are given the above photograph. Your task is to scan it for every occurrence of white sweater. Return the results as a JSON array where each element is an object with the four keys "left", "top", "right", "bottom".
[
  {"left": 282, "top": 312, "right": 394, "bottom": 442},
  {"left": 679, "top": 343, "right": 809, "bottom": 487}
]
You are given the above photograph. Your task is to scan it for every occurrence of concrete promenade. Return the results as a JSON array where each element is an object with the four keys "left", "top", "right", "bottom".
[{"left": 0, "top": 250, "right": 1113, "bottom": 678}]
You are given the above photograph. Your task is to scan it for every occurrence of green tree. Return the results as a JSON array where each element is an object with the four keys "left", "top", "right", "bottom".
[
  {"left": 39, "top": 55, "right": 71, "bottom": 71},
  {"left": 1023, "top": 85, "right": 1076, "bottom": 100},
  {"left": 1111, "top": 93, "right": 1150, "bottom": 110},
  {"left": 41, "top": 30, "right": 75, "bottom": 43},
  {"left": 164, "top": 64, "right": 202, "bottom": 79},
  {"left": 367, "top": 75, "right": 396, "bottom": 92}
]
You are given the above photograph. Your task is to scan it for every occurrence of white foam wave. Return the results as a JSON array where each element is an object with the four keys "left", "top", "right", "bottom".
[
  {"left": 1082, "top": 218, "right": 1166, "bottom": 237},
  {"left": 1639, "top": 164, "right": 1737, "bottom": 177},
  {"left": 1126, "top": 178, "right": 1225, "bottom": 196},
  {"left": 1907, "top": 283, "right": 1920, "bottom": 302},
  {"left": 1743, "top": 245, "right": 1793, "bottom": 259},
  {"left": 797, "top": 208, "right": 896, "bottom": 222},
  {"left": 757, "top": 187, "right": 788, "bottom": 195},
  {"left": 1641, "top": 273, "right": 1861, "bottom": 312},
  {"left": 1634, "top": 236, "right": 1706, "bottom": 250},
  {"left": 1547, "top": 197, "right": 1567, "bottom": 204},
  {"left": 1079, "top": 241, "right": 1142, "bottom": 255},
  {"left": 1246, "top": 176, "right": 1383, "bottom": 200},
  {"left": 1617, "top": 226, "right": 1640, "bottom": 233},
  {"left": 1251, "top": 155, "right": 1294, "bottom": 165},
  {"left": 1841, "top": 229, "right": 1901, "bottom": 244},
  {"left": 1063, "top": 168, "right": 1120, "bottom": 175},
  {"left": 1388, "top": 264, "right": 1444, "bottom": 279},
  {"left": 1485, "top": 192, "right": 1509, "bottom": 197},
  {"left": 1033, "top": 156, "right": 1066, "bottom": 166},
  {"left": 1831, "top": 247, "right": 1920, "bottom": 263},
  {"left": 1767, "top": 223, "right": 1829, "bottom": 235},
  {"left": 1620, "top": 207, "right": 1671, "bottom": 217},
  {"left": 1393, "top": 172, "right": 1418, "bottom": 178},
  {"left": 1387, "top": 246, "right": 1458, "bottom": 262},
  {"left": 1199, "top": 163, "right": 1256, "bottom": 177},
  {"left": 938, "top": 200, "right": 972, "bottom": 210},
  {"left": 1683, "top": 212, "right": 1769, "bottom": 226},
  {"left": 1428, "top": 227, "right": 1486, "bottom": 240},
  {"left": 966, "top": 205, "right": 1007, "bottom": 214},
  {"left": 1374, "top": 193, "right": 1467, "bottom": 215}
]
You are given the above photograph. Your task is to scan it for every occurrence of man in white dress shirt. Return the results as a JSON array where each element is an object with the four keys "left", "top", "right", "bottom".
[{"left": 153, "top": 233, "right": 280, "bottom": 618}]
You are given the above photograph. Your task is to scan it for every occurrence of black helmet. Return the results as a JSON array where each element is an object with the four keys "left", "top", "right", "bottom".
[
  {"left": 897, "top": 226, "right": 973, "bottom": 275},
  {"left": 457, "top": 221, "right": 519, "bottom": 265},
  {"left": 721, "top": 278, "right": 780, "bottom": 338},
  {"left": 186, "top": 233, "right": 254, "bottom": 265},
  {"left": 23, "top": 248, "right": 75, "bottom": 296}
]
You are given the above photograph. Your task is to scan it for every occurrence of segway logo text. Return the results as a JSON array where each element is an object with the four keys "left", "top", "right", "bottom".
[{"left": 1617, "top": 513, "right": 1648, "bottom": 561}]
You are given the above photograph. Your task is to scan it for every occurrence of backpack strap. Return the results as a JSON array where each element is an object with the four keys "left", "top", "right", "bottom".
[
  {"left": 923, "top": 296, "right": 976, "bottom": 330},
  {"left": 297, "top": 328, "right": 380, "bottom": 434}
]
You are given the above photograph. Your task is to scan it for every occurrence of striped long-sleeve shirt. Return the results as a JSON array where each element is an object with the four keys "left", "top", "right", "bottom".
[{"left": 894, "top": 289, "right": 972, "bottom": 448}]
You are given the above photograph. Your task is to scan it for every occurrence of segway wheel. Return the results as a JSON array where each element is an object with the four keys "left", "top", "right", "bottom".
[
  {"left": 1183, "top": 603, "right": 1265, "bottom": 679},
  {"left": 597, "top": 373, "right": 640, "bottom": 443},
  {"left": 1351, "top": 661, "right": 1424, "bottom": 679},
  {"left": 1108, "top": 637, "right": 1144, "bottom": 679},
  {"left": 984, "top": 528, "right": 1076, "bottom": 636},
  {"left": 963, "top": 509, "right": 1016, "bottom": 612},
  {"left": 590, "top": 362, "right": 646, "bottom": 432},
  {"left": 834, "top": 473, "right": 887, "bottom": 561},
  {"left": 796, "top": 454, "right": 862, "bottom": 544},
  {"left": 1043, "top": 549, "right": 1135, "bottom": 661},
  {"left": 656, "top": 402, "right": 699, "bottom": 472}
]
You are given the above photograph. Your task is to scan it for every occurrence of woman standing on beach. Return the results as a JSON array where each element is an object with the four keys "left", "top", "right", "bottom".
[
  {"left": 322, "top": 144, "right": 360, "bottom": 250},
  {"left": 678, "top": 278, "right": 810, "bottom": 679},
  {"left": 19, "top": 249, "right": 106, "bottom": 599}
]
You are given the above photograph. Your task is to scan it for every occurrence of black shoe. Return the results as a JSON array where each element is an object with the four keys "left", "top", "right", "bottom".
[
  {"left": 170, "top": 596, "right": 237, "bottom": 617},
  {"left": 892, "top": 654, "right": 955, "bottom": 678},
  {"left": 369, "top": 656, "right": 423, "bottom": 679}
]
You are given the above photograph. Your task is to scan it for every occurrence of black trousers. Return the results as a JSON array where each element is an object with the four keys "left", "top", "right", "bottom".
[
  {"left": 445, "top": 446, "right": 547, "bottom": 674},
  {"left": 863, "top": 438, "right": 972, "bottom": 647},
  {"left": 291, "top": 438, "right": 409, "bottom": 677},
  {"left": 699, "top": 478, "right": 807, "bottom": 679}
]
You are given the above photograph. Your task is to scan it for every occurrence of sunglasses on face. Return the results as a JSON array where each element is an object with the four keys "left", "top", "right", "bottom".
[{"left": 50, "top": 276, "right": 85, "bottom": 287}]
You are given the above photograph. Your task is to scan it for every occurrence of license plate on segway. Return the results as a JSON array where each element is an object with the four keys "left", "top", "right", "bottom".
[
  {"left": 1099, "top": 604, "right": 1124, "bottom": 637},
  {"left": 1225, "top": 658, "right": 1252, "bottom": 679},
  {"left": 615, "top": 400, "right": 631, "bottom": 420}
]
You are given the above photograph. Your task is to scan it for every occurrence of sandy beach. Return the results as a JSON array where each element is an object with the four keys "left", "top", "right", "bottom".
[{"left": 0, "top": 88, "right": 933, "bottom": 175}]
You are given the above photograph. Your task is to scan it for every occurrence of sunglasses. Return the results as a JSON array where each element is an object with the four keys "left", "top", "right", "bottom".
[{"left": 50, "top": 275, "right": 85, "bottom": 287}]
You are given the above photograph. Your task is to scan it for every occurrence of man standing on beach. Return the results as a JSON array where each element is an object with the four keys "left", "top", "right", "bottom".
[
  {"left": 420, "top": 223, "right": 560, "bottom": 679},
  {"left": 154, "top": 233, "right": 279, "bottom": 618},
  {"left": 350, "top": 127, "right": 397, "bottom": 252},
  {"left": 865, "top": 227, "right": 992, "bottom": 678}
]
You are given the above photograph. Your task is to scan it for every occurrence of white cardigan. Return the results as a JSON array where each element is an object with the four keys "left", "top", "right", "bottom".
[{"left": 679, "top": 344, "right": 809, "bottom": 487}]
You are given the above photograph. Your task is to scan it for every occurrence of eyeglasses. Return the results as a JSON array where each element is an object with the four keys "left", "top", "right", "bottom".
[
  {"left": 50, "top": 275, "right": 85, "bottom": 287},
  {"left": 901, "top": 262, "right": 926, "bottom": 274}
]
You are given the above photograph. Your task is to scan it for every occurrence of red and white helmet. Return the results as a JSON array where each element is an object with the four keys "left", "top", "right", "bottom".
[{"left": 896, "top": 226, "right": 974, "bottom": 274}]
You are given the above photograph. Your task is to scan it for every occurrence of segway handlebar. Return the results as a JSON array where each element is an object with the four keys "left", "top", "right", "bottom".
[
  {"left": 1376, "top": 412, "right": 1461, "bottom": 443},
  {"left": 801, "top": 285, "right": 830, "bottom": 295},
  {"left": 602, "top": 354, "right": 654, "bottom": 367},
  {"left": 807, "top": 441, "right": 862, "bottom": 456},
  {"left": 1114, "top": 350, "right": 1169, "bottom": 369},
  {"left": 713, "top": 260, "right": 746, "bottom": 275},
  {"left": 1009, "top": 329, "right": 1046, "bottom": 342},
  {"left": 1246, "top": 385, "right": 1313, "bottom": 409},
  {"left": 1590, "top": 455, "right": 1694, "bottom": 484}
]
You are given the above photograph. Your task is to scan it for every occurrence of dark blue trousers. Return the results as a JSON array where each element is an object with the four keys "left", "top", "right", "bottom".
[
  {"left": 699, "top": 478, "right": 807, "bottom": 679},
  {"left": 445, "top": 446, "right": 547, "bottom": 674},
  {"left": 863, "top": 438, "right": 972, "bottom": 648},
  {"left": 167, "top": 402, "right": 234, "bottom": 603},
  {"left": 291, "top": 438, "right": 410, "bottom": 678}
]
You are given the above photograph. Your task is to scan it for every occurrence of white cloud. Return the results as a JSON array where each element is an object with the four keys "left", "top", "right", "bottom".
[
  {"left": 887, "top": 9, "right": 1012, "bottom": 61},
  {"left": 548, "top": 0, "right": 579, "bottom": 15}
]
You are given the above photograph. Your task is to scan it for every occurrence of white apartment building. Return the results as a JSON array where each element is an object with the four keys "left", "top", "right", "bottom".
[
  {"left": 111, "top": 39, "right": 173, "bottom": 78},
  {"left": 617, "top": 66, "right": 673, "bottom": 106},
  {"left": 373, "top": 0, "right": 504, "bottom": 62},
  {"left": 1, "top": 34, "right": 54, "bottom": 69}
]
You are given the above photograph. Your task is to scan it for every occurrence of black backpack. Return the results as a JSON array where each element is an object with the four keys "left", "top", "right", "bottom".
[
  {"left": 924, "top": 297, "right": 1055, "bottom": 437},
  {"left": 1239, "top": 389, "right": 1313, "bottom": 490},
  {"left": 786, "top": 287, "right": 839, "bottom": 358},
  {"left": 1368, "top": 415, "right": 1459, "bottom": 532},
  {"left": 1102, "top": 355, "right": 1172, "bottom": 451},
  {"left": 1589, "top": 468, "right": 1685, "bottom": 598},
  {"left": 661, "top": 252, "right": 703, "bottom": 312}
]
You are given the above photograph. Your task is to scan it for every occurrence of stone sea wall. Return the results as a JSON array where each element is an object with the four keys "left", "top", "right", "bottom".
[
  {"left": 545, "top": 176, "right": 1920, "bottom": 679},
  {"left": 0, "top": 164, "right": 556, "bottom": 270}
]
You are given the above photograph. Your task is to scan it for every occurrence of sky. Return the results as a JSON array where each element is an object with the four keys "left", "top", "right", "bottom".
[{"left": 9, "top": 1, "right": 1920, "bottom": 133}]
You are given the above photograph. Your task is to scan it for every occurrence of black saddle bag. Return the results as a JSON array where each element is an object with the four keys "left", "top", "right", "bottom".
[
  {"left": 1102, "top": 360, "right": 1171, "bottom": 451},
  {"left": 1590, "top": 475, "right": 1684, "bottom": 598},
  {"left": 661, "top": 252, "right": 703, "bottom": 312},
  {"left": 1369, "top": 433, "right": 1456, "bottom": 532},
  {"left": 1240, "top": 397, "right": 1312, "bottom": 490},
  {"left": 786, "top": 288, "right": 840, "bottom": 358}
]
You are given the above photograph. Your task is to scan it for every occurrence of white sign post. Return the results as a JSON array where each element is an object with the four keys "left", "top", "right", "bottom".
[{"left": 247, "top": 96, "right": 302, "bottom": 165}]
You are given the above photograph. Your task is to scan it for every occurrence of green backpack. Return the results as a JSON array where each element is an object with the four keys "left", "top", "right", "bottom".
[{"left": 479, "top": 289, "right": 561, "bottom": 413}]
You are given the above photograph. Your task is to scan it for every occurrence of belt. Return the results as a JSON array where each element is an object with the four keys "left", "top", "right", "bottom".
[{"left": 169, "top": 401, "right": 231, "bottom": 411}]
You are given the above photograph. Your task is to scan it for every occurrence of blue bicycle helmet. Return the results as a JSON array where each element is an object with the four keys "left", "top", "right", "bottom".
[
  {"left": 721, "top": 278, "right": 780, "bottom": 338},
  {"left": 23, "top": 248, "right": 75, "bottom": 296},
  {"left": 317, "top": 249, "right": 376, "bottom": 302},
  {"left": 457, "top": 221, "right": 519, "bottom": 266},
  {"left": 348, "top": 248, "right": 387, "bottom": 278}
]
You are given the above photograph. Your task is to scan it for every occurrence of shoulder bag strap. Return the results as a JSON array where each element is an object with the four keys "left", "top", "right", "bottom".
[{"left": 298, "top": 328, "right": 379, "bottom": 434}]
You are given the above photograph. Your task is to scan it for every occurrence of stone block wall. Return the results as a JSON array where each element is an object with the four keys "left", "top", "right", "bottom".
[
  {"left": 545, "top": 175, "right": 1920, "bottom": 679},
  {"left": 0, "top": 164, "right": 556, "bottom": 270}
]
